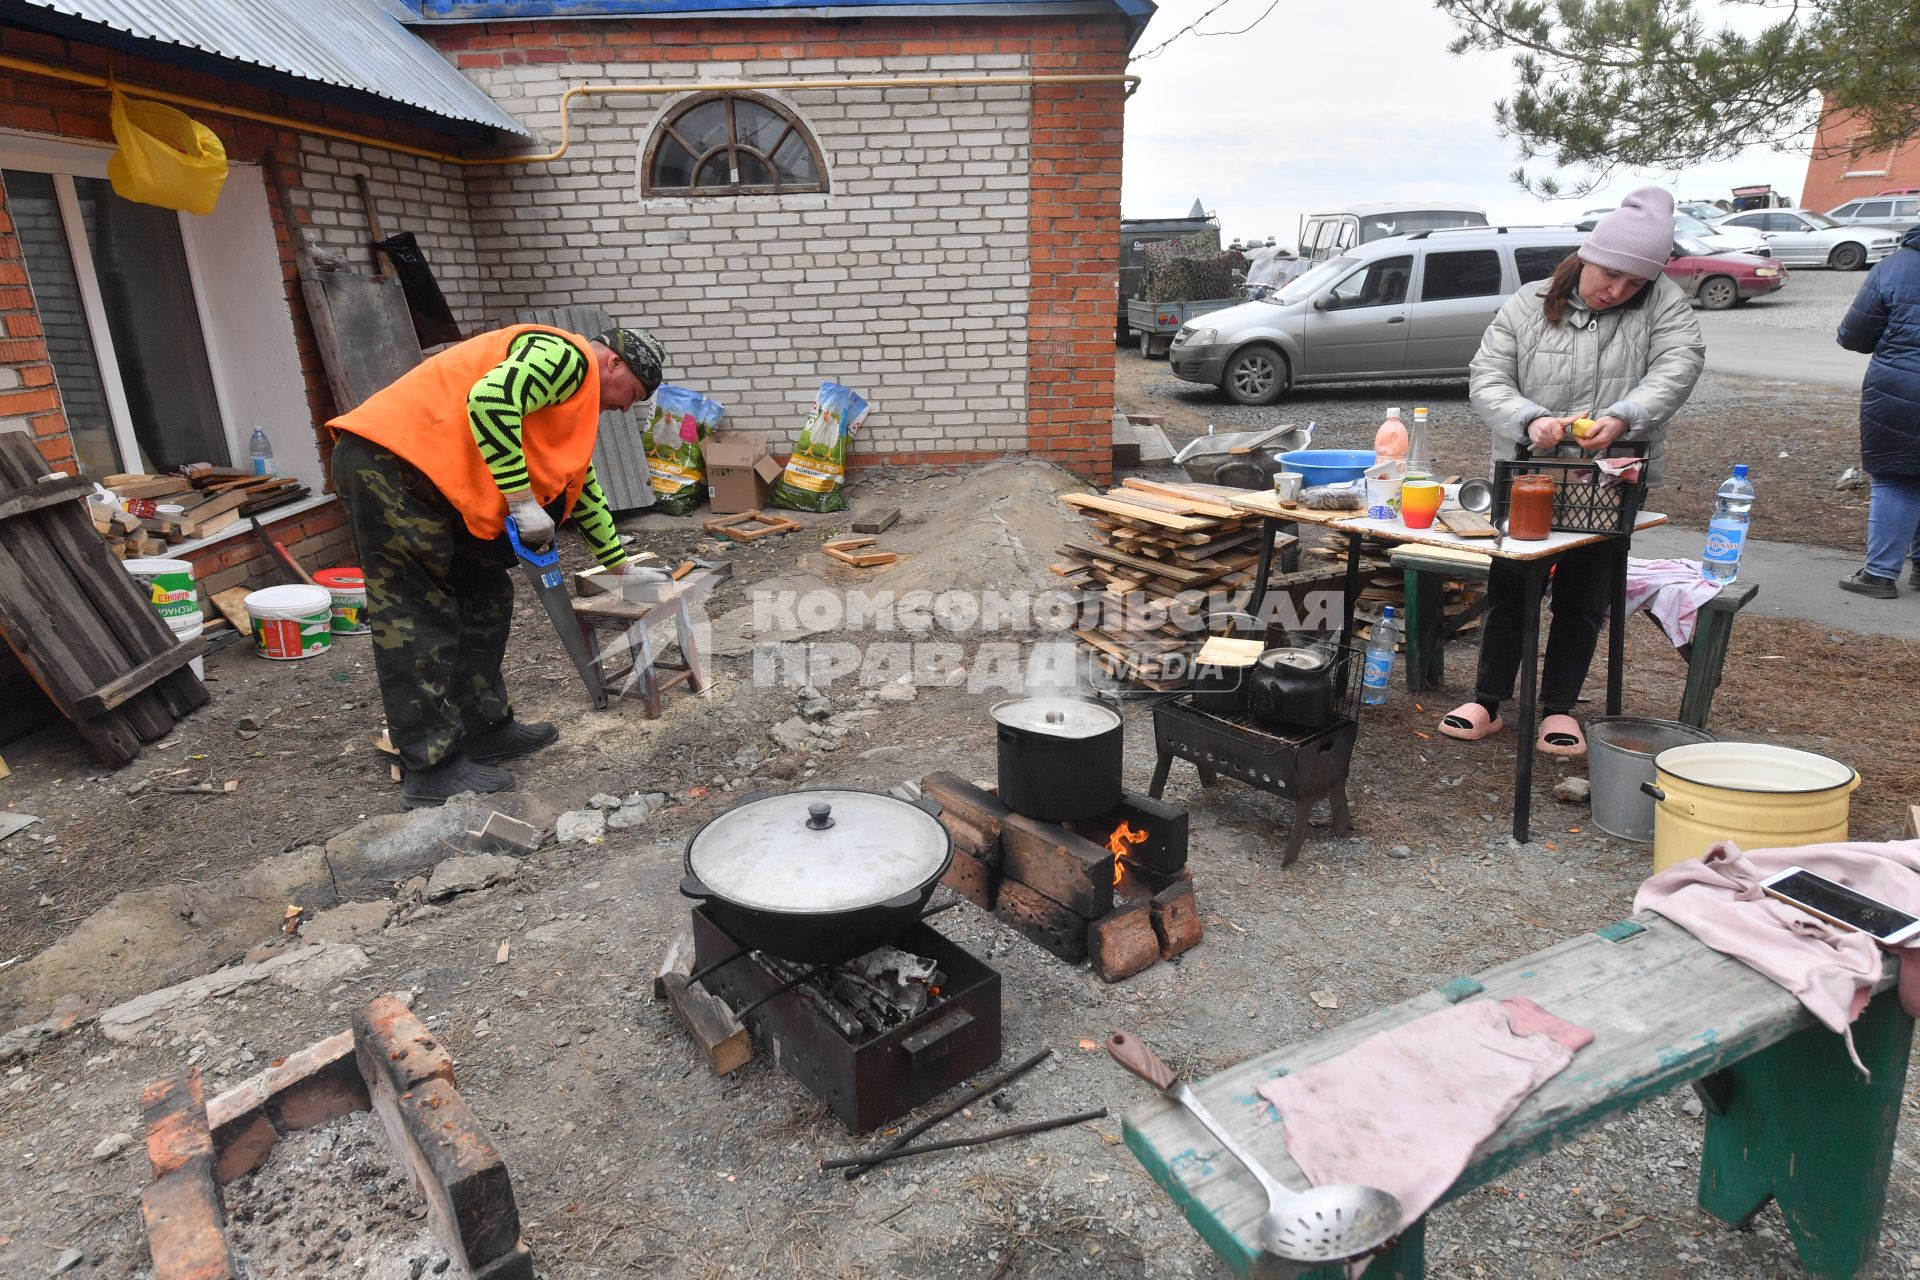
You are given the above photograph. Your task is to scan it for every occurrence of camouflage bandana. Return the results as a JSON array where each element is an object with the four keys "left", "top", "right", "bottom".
[{"left": 592, "top": 327, "right": 665, "bottom": 396}]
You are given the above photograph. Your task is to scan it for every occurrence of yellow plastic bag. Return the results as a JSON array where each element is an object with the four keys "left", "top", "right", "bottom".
[{"left": 107, "top": 90, "right": 228, "bottom": 216}]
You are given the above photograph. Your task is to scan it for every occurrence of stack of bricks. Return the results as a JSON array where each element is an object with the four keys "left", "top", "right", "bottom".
[
  {"left": 921, "top": 771, "right": 1202, "bottom": 982},
  {"left": 134, "top": 994, "right": 532, "bottom": 1280}
]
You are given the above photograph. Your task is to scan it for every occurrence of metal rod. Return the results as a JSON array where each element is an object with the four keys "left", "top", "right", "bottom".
[
  {"left": 841, "top": 1046, "right": 1056, "bottom": 1182},
  {"left": 684, "top": 946, "right": 751, "bottom": 989},
  {"left": 730, "top": 961, "right": 834, "bottom": 1021},
  {"left": 819, "top": 1108, "right": 1108, "bottom": 1170}
]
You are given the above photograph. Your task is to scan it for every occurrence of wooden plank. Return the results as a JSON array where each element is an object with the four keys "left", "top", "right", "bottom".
[
  {"left": 1059, "top": 542, "right": 1211, "bottom": 586},
  {"left": 0, "top": 437, "right": 205, "bottom": 730},
  {"left": 1436, "top": 508, "right": 1500, "bottom": 539},
  {"left": 1060, "top": 493, "right": 1212, "bottom": 532},
  {"left": 210, "top": 587, "right": 255, "bottom": 635},
  {"left": 1119, "top": 913, "right": 1895, "bottom": 1276},
  {"left": 74, "top": 637, "right": 206, "bottom": 716},
  {"left": 0, "top": 544, "right": 141, "bottom": 763},
  {"left": 823, "top": 545, "right": 898, "bottom": 568},
  {"left": 661, "top": 974, "right": 753, "bottom": 1076},
  {"left": 109, "top": 475, "right": 194, "bottom": 500},
  {"left": 0, "top": 476, "right": 91, "bottom": 523},
  {"left": 822, "top": 535, "right": 876, "bottom": 551},
  {"left": 1115, "top": 478, "right": 1242, "bottom": 518},
  {"left": 852, "top": 508, "right": 900, "bottom": 534}
]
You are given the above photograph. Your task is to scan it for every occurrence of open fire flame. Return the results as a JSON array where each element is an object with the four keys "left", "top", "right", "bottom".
[{"left": 1107, "top": 821, "right": 1148, "bottom": 886}]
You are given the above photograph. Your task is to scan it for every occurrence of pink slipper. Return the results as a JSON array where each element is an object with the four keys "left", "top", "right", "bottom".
[
  {"left": 1439, "top": 702, "right": 1505, "bottom": 741},
  {"left": 1537, "top": 714, "right": 1586, "bottom": 757}
]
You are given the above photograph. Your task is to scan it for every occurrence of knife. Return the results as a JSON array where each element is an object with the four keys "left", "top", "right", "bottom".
[{"left": 506, "top": 517, "right": 607, "bottom": 710}]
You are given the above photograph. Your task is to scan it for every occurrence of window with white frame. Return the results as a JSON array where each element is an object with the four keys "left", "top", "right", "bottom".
[{"left": 2, "top": 164, "right": 230, "bottom": 476}]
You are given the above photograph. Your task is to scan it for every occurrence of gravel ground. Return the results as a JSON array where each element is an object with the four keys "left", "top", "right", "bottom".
[{"left": 1115, "top": 271, "right": 1875, "bottom": 553}]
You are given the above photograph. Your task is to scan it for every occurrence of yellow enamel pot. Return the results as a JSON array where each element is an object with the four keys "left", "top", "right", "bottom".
[{"left": 1642, "top": 742, "right": 1859, "bottom": 872}]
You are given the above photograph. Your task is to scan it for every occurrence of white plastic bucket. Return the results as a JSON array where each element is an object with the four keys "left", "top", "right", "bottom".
[
  {"left": 124, "top": 557, "right": 197, "bottom": 619},
  {"left": 166, "top": 610, "right": 205, "bottom": 680},
  {"left": 313, "top": 566, "right": 369, "bottom": 635},
  {"left": 244, "top": 584, "right": 333, "bottom": 661}
]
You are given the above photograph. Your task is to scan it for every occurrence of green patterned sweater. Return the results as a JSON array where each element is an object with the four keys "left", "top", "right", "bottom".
[{"left": 467, "top": 332, "right": 626, "bottom": 568}]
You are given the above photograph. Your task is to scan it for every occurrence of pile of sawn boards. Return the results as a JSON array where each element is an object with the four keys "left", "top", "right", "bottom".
[
  {"left": 1054, "top": 479, "right": 1291, "bottom": 688},
  {"left": 100, "top": 466, "right": 308, "bottom": 554},
  {"left": 0, "top": 435, "right": 208, "bottom": 764}
]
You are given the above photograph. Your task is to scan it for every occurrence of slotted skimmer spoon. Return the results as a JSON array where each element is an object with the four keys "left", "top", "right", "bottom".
[{"left": 1107, "top": 1031, "right": 1403, "bottom": 1266}]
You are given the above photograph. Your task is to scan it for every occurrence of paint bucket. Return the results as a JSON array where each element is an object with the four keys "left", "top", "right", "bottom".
[
  {"left": 313, "top": 566, "right": 369, "bottom": 635},
  {"left": 124, "top": 557, "right": 198, "bottom": 620},
  {"left": 165, "top": 609, "right": 206, "bottom": 680},
  {"left": 244, "top": 584, "right": 333, "bottom": 661}
]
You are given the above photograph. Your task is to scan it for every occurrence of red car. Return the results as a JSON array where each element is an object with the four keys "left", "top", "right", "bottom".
[{"left": 1664, "top": 235, "right": 1788, "bottom": 310}]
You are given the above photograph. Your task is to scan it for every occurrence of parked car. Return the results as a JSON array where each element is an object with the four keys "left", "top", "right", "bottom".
[
  {"left": 1678, "top": 200, "right": 1732, "bottom": 222},
  {"left": 1571, "top": 208, "right": 1766, "bottom": 255},
  {"left": 1713, "top": 208, "right": 1897, "bottom": 269},
  {"left": 1296, "top": 202, "right": 1487, "bottom": 265},
  {"left": 1663, "top": 236, "right": 1786, "bottom": 309},
  {"left": 1168, "top": 226, "right": 1583, "bottom": 405},
  {"left": 1825, "top": 195, "right": 1920, "bottom": 231}
]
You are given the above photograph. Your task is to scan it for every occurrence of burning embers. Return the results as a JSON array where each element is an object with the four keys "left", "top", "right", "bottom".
[{"left": 920, "top": 772, "right": 1202, "bottom": 982}]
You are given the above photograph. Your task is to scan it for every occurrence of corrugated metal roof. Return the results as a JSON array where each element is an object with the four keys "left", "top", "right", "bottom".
[{"left": 18, "top": 0, "right": 530, "bottom": 135}]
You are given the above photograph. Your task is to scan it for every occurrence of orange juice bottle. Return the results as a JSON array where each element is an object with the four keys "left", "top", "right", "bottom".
[{"left": 1374, "top": 407, "right": 1408, "bottom": 463}]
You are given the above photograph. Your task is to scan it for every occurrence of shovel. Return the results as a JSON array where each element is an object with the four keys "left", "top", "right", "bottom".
[
  {"left": 506, "top": 517, "right": 606, "bottom": 710},
  {"left": 1107, "top": 1031, "right": 1402, "bottom": 1267}
]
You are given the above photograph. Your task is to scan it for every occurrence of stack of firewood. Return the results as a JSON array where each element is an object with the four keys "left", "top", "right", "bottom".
[
  {"left": 1055, "top": 479, "right": 1293, "bottom": 688},
  {"left": 94, "top": 467, "right": 309, "bottom": 557}
]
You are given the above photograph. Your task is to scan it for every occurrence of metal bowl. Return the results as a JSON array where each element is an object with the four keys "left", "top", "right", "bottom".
[{"left": 1457, "top": 477, "right": 1494, "bottom": 513}]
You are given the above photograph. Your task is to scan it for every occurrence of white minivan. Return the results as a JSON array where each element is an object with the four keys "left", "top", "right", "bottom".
[
  {"left": 1169, "top": 225, "right": 1585, "bottom": 405},
  {"left": 1297, "top": 202, "right": 1488, "bottom": 264}
]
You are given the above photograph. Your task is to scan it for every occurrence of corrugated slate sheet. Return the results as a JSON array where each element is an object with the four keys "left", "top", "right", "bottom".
[{"left": 19, "top": 0, "right": 530, "bottom": 135}]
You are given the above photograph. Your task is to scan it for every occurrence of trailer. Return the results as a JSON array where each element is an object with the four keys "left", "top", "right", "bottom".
[
  {"left": 1126, "top": 296, "right": 1236, "bottom": 359},
  {"left": 1117, "top": 204, "right": 1217, "bottom": 343}
]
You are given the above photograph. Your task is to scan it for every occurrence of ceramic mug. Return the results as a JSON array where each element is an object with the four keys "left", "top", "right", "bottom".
[
  {"left": 1400, "top": 479, "right": 1443, "bottom": 529},
  {"left": 1273, "top": 472, "right": 1304, "bottom": 503}
]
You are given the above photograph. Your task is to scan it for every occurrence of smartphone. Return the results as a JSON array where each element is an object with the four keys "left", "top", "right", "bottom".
[{"left": 1758, "top": 867, "right": 1920, "bottom": 946}]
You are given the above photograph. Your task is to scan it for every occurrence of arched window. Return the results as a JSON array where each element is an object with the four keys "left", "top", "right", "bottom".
[{"left": 643, "top": 92, "right": 825, "bottom": 196}]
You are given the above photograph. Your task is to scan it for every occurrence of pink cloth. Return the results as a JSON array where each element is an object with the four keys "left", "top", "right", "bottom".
[
  {"left": 1633, "top": 839, "right": 1920, "bottom": 1075},
  {"left": 1256, "top": 996, "right": 1592, "bottom": 1238},
  {"left": 1624, "top": 556, "right": 1722, "bottom": 646}
]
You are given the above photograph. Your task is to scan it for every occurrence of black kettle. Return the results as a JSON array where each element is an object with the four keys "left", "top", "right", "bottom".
[{"left": 1246, "top": 646, "right": 1335, "bottom": 734}]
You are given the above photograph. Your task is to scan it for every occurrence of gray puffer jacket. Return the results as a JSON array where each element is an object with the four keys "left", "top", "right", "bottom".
[{"left": 1469, "top": 274, "right": 1705, "bottom": 486}]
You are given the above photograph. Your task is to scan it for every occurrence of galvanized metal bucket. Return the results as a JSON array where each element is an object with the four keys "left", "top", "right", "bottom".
[{"left": 1586, "top": 716, "right": 1715, "bottom": 843}]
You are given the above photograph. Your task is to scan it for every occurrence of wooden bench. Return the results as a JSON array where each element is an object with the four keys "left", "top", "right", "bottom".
[
  {"left": 1393, "top": 547, "right": 1759, "bottom": 730},
  {"left": 1120, "top": 913, "right": 1911, "bottom": 1279}
]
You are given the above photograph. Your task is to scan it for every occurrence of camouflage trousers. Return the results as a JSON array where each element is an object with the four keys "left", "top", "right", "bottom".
[{"left": 332, "top": 432, "right": 515, "bottom": 771}]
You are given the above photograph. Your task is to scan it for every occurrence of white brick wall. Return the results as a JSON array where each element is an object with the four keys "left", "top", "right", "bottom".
[
  {"left": 293, "top": 137, "right": 489, "bottom": 339},
  {"left": 458, "top": 55, "right": 1033, "bottom": 455}
]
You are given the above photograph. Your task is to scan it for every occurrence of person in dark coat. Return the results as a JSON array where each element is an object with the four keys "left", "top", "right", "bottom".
[{"left": 1837, "top": 225, "right": 1920, "bottom": 598}]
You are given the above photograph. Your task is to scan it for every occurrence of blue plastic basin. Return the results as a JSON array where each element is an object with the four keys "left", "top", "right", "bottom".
[{"left": 1276, "top": 449, "right": 1376, "bottom": 487}]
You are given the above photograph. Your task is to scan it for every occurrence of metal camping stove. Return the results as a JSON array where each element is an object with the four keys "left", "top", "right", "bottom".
[
  {"left": 1147, "top": 658, "right": 1359, "bottom": 866},
  {"left": 690, "top": 905, "right": 1002, "bottom": 1133}
]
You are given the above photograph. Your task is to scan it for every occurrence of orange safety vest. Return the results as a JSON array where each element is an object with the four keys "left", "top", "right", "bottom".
[{"left": 329, "top": 325, "right": 602, "bottom": 541}]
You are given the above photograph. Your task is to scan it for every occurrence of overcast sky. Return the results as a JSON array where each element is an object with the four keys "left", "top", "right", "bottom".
[{"left": 1119, "top": 0, "right": 1817, "bottom": 247}]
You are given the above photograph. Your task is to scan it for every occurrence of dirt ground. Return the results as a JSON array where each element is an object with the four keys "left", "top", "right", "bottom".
[{"left": 1, "top": 394, "right": 1918, "bottom": 1277}]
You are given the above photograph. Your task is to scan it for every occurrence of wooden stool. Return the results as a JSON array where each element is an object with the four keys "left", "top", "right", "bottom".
[{"left": 571, "top": 591, "right": 708, "bottom": 718}]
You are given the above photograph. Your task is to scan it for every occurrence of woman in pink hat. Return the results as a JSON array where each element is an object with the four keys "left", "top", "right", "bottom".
[{"left": 1439, "top": 188, "right": 1706, "bottom": 757}]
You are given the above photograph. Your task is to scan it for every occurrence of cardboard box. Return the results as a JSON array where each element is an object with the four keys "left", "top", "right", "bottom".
[{"left": 704, "top": 432, "right": 784, "bottom": 514}]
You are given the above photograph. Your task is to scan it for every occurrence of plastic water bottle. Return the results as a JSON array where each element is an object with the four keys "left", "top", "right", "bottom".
[
  {"left": 1701, "top": 464, "right": 1754, "bottom": 584},
  {"left": 248, "top": 427, "right": 274, "bottom": 477},
  {"left": 1361, "top": 606, "right": 1397, "bottom": 705}
]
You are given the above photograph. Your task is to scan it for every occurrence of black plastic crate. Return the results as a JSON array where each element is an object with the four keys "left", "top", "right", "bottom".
[{"left": 1491, "top": 442, "right": 1648, "bottom": 536}]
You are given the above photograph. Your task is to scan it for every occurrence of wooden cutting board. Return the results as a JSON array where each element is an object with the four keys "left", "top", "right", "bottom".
[{"left": 1437, "top": 509, "right": 1500, "bottom": 538}]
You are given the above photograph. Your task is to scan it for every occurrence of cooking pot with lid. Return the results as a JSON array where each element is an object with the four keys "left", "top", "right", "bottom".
[
  {"left": 680, "top": 788, "right": 953, "bottom": 963},
  {"left": 992, "top": 695, "right": 1124, "bottom": 822},
  {"left": 1246, "top": 646, "right": 1336, "bottom": 735}
]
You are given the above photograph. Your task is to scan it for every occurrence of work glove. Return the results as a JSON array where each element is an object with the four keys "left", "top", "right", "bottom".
[{"left": 502, "top": 490, "right": 555, "bottom": 552}]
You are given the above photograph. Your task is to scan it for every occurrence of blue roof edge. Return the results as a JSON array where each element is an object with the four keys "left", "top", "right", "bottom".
[{"left": 401, "top": 0, "right": 1153, "bottom": 40}]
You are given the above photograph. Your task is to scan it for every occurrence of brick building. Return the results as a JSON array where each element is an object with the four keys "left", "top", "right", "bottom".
[
  {"left": 0, "top": 0, "right": 1144, "bottom": 611},
  {"left": 1801, "top": 98, "right": 1920, "bottom": 213}
]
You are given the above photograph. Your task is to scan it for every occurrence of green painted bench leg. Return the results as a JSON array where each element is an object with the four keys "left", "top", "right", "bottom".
[
  {"left": 1697, "top": 991, "right": 1914, "bottom": 1279},
  {"left": 1402, "top": 566, "right": 1442, "bottom": 693},
  {"left": 1296, "top": 1220, "right": 1426, "bottom": 1279},
  {"left": 1678, "top": 604, "right": 1735, "bottom": 729}
]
